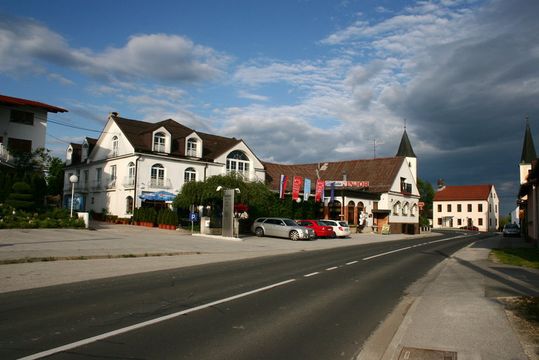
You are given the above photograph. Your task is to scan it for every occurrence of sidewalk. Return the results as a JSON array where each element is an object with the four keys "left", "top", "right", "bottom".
[
  {"left": 358, "top": 235, "right": 539, "bottom": 360},
  {"left": 0, "top": 223, "right": 434, "bottom": 293}
]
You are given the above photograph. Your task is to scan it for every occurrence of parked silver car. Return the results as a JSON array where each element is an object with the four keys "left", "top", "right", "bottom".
[{"left": 251, "top": 217, "right": 315, "bottom": 241}]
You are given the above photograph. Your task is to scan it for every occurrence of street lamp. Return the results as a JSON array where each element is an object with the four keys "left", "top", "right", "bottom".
[{"left": 69, "top": 175, "right": 78, "bottom": 218}]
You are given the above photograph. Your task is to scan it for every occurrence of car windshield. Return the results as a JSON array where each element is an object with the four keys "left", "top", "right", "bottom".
[
  {"left": 505, "top": 224, "right": 519, "bottom": 229},
  {"left": 283, "top": 219, "right": 298, "bottom": 226}
]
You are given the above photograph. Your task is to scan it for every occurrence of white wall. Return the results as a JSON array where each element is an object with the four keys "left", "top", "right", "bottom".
[
  {"left": 0, "top": 107, "right": 48, "bottom": 150},
  {"left": 433, "top": 198, "right": 498, "bottom": 232}
]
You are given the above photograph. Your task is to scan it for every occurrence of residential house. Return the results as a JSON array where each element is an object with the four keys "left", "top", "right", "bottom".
[
  {"left": 63, "top": 113, "right": 265, "bottom": 216},
  {"left": 263, "top": 130, "right": 420, "bottom": 234},
  {"left": 0, "top": 94, "right": 67, "bottom": 167},
  {"left": 433, "top": 184, "right": 499, "bottom": 232}
]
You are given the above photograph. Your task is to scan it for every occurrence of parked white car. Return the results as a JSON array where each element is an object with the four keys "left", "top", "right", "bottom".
[
  {"left": 319, "top": 220, "right": 351, "bottom": 238},
  {"left": 251, "top": 217, "right": 316, "bottom": 241}
]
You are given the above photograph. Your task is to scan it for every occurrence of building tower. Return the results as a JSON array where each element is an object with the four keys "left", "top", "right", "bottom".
[
  {"left": 520, "top": 118, "right": 537, "bottom": 184},
  {"left": 396, "top": 127, "right": 417, "bottom": 184}
]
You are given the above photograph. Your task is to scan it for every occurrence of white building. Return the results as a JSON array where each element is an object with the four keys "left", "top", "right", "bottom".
[
  {"left": 433, "top": 184, "right": 499, "bottom": 232},
  {"left": 64, "top": 113, "right": 265, "bottom": 217},
  {"left": 263, "top": 130, "right": 421, "bottom": 234},
  {"left": 0, "top": 94, "right": 67, "bottom": 165}
]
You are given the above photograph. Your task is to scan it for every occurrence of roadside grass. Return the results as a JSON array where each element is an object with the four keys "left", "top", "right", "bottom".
[{"left": 491, "top": 248, "right": 539, "bottom": 269}]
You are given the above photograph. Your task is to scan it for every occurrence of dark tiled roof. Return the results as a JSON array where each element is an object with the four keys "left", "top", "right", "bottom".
[
  {"left": 113, "top": 116, "right": 241, "bottom": 161},
  {"left": 263, "top": 157, "right": 405, "bottom": 194},
  {"left": 0, "top": 94, "right": 68, "bottom": 113},
  {"left": 434, "top": 185, "right": 493, "bottom": 201},
  {"left": 396, "top": 130, "right": 416, "bottom": 157},
  {"left": 521, "top": 122, "right": 536, "bottom": 164},
  {"left": 69, "top": 143, "right": 81, "bottom": 164}
]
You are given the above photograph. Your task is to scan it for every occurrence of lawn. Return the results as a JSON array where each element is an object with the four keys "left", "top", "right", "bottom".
[{"left": 491, "top": 248, "right": 539, "bottom": 269}]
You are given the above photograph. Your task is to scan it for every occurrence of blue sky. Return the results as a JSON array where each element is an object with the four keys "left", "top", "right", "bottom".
[{"left": 1, "top": 0, "right": 538, "bottom": 216}]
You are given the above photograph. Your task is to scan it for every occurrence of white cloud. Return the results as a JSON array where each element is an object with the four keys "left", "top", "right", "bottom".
[{"left": 237, "top": 91, "right": 269, "bottom": 102}]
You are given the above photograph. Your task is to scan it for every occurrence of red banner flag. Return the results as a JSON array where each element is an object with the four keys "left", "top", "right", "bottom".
[
  {"left": 292, "top": 176, "right": 303, "bottom": 201},
  {"left": 315, "top": 179, "right": 325, "bottom": 202}
]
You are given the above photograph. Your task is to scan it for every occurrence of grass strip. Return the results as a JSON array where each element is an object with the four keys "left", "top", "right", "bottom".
[
  {"left": 491, "top": 248, "right": 539, "bottom": 269},
  {"left": 0, "top": 251, "right": 202, "bottom": 265}
]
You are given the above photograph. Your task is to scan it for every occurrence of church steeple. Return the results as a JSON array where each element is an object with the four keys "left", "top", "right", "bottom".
[
  {"left": 396, "top": 129, "right": 416, "bottom": 158},
  {"left": 520, "top": 117, "right": 536, "bottom": 164}
]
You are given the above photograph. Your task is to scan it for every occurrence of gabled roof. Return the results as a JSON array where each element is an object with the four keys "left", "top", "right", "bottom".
[
  {"left": 113, "top": 116, "right": 241, "bottom": 161},
  {"left": 434, "top": 185, "right": 493, "bottom": 201},
  {"left": 0, "top": 94, "right": 68, "bottom": 113},
  {"left": 396, "top": 130, "right": 416, "bottom": 158},
  {"left": 521, "top": 121, "right": 536, "bottom": 164},
  {"left": 263, "top": 157, "right": 406, "bottom": 194}
]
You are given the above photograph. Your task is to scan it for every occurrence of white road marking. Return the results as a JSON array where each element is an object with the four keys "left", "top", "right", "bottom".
[
  {"left": 326, "top": 266, "right": 338, "bottom": 271},
  {"left": 304, "top": 272, "right": 319, "bottom": 277},
  {"left": 19, "top": 279, "right": 297, "bottom": 360},
  {"left": 345, "top": 261, "right": 358, "bottom": 265}
]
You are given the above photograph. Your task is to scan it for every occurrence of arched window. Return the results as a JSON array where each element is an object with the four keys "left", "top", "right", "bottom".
[
  {"left": 402, "top": 202, "right": 410, "bottom": 216},
  {"left": 126, "top": 162, "right": 135, "bottom": 186},
  {"left": 150, "top": 164, "right": 165, "bottom": 187},
  {"left": 186, "top": 138, "right": 198, "bottom": 157},
  {"left": 126, "top": 196, "right": 133, "bottom": 214},
  {"left": 226, "top": 150, "right": 250, "bottom": 177},
  {"left": 153, "top": 132, "right": 166, "bottom": 152},
  {"left": 411, "top": 203, "right": 418, "bottom": 216},
  {"left": 393, "top": 201, "right": 401, "bottom": 215},
  {"left": 184, "top": 167, "right": 196, "bottom": 183},
  {"left": 112, "top": 136, "right": 119, "bottom": 156}
]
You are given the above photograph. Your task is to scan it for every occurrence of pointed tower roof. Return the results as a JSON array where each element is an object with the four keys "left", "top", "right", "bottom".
[
  {"left": 521, "top": 119, "right": 537, "bottom": 164},
  {"left": 396, "top": 129, "right": 416, "bottom": 158}
]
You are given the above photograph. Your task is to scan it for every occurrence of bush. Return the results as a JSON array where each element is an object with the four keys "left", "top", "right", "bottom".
[{"left": 0, "top": 204, "right": 85, "bottom": 229}]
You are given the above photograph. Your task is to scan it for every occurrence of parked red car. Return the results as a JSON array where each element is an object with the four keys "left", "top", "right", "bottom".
[{"left": 296, "top": 220, "right": 336, "bottom": 238}]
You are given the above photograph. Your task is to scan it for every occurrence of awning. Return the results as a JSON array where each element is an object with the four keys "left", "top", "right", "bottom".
[{"left": 139, "top": 191, "right": 176, "bottom": 202}]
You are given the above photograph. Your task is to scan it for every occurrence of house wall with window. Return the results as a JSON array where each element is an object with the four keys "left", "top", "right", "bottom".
[{"left": 380, "top": 160, "right": 420, "bottom": 225}]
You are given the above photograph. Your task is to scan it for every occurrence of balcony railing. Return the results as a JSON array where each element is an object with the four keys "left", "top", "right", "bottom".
[
  {"left": 123, "top": 176, "right": 135, "bottom": 188},
  {"left": 149, "top": 178, "right": 172, "bottom": 189}
]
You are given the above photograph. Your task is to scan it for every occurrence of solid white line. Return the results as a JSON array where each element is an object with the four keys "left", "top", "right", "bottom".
[
  {"left": 346, "top": 260, "right": 358, "bottom": 265},
  {"left": 362, "top": 235, "right": 468, "bottom": 261},
  {"left": 19, "top": 278, "right": 297, "bottom": 360},
  {"left": 304, "top": 272, "right": 320, "bottom": 277},
  {"left": 326, "top": 266, "right": 338, "bottom": 271}
]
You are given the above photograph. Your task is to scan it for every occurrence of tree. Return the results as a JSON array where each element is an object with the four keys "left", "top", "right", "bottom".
[
  {"left": 417, "top": 178, "right": 435, "bottom": 226},
  {"left": 10, "top": 147, "right": 52, "bottom": 180},
  {"left": 47, "top": 157, "right": 65, "bottom": 196},
  {"left": 5, "top": 182, "right": 34, "bottom": 210}
]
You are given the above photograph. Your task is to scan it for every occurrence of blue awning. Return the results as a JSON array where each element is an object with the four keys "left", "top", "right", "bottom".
[{"left": 139, "top": 191, "right": 176, "bottom": 202}]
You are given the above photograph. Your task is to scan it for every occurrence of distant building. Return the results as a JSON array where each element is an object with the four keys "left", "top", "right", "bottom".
[
  {"left": 433, "top": 184, "right": 499, "bottom": 232},
  {"left": 63, "top": 113, "right": 265, "bottom": 216},
  {"left": 518, "top": 119, "right": 538, "bottom": 243},
  {"left": 264, "top": 130, "right": 420, "bottom": 234},
  {"left": 0, "top": 94, "right": 67, "bottom": 167}
]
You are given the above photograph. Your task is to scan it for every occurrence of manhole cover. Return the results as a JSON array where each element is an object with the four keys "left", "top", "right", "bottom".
[{"left": 398, "top": 346, "right": 457, "bottom": 360}]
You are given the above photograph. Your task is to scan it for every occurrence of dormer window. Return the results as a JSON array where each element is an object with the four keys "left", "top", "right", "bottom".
[
  {"left": 112, "top": 136, "right": 119, "bottom": 157},
  {"left": 153, "top": 132, "right": 166, "bottom": 153},
  {"left": 226, "top": 150, "right": 250, "bottom": 177},
  {"left": 187, "top": 138, "right": 198, "bottom": 157}
]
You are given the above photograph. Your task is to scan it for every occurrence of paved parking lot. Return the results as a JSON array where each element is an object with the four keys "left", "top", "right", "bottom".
[{"left": 0, "top": 223, "right": 435, "bottom": 293}]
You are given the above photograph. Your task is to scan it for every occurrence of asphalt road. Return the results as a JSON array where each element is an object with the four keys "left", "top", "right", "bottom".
[{"left": 1, "top": 231, "right": 480, "bottom": 360}]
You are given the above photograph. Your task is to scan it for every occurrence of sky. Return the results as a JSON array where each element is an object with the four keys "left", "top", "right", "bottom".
[{"left": 1, "top": 0, "right": 538, "bottom": 216}]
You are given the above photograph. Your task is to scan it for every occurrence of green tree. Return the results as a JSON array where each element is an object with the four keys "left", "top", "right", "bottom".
[
  {"left": 417, "top": 178, "right": 435, "bottom": 226},
  {"left": 47, "top": 157, "right": 65, "bottom": 196},
  {"left": 5, "top": 182, "right": 34, "bottom": 210}
]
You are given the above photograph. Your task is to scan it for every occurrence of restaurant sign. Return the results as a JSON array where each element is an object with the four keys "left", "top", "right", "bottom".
[{"left": 324, "top": 180, "right": 369, "bottom": 188}]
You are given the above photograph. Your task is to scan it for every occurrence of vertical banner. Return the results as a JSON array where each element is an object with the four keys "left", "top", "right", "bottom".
[
  {"left": 315, "top": 179, "right": 325, "bottom": 202},
  {"left": 303, "top": 178, "right": 311, "bottom": 201},
  {"left": 279, "top": 174, "right": 288, "bottom": 199},
  {"left": 292, "top": 176, "right": 303, "bottom": 201},
  {"left": 329, "top": 182, "right": 335, "bottom": 203}
]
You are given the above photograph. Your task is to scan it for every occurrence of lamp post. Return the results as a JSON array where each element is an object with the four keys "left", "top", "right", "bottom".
[{"left": 69, "top": 175, "right": 79, "bottom": 218}]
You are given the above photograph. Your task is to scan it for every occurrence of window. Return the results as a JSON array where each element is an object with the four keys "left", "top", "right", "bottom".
[
  {"left": 447, "top": 204, "right": 452, "bottom": 212},
  {"left": 187, "top": 138, "right": 198, "bottom": 157},
  {"left": 153, "top": 132, "right": 166, "bottom": 152},
  {"left": 126, "top": 196, "right": 133, "bottom": 214},
  {"left": 437, "top": 204, "right": 442, "bottom": 212},
  {"left": 457, "top": 204, "right": 462, "bottom": 212},
  {"left": 489, "top": 204, "right": 492, "bottom": 212},
  {"left": 184, "top": 167, "right": 196, "bottom": 183},
  {"left": 411, "top": 204, "right": 418, "bottom": 216},
  {"left": 467, "top": 204, "right": 472, "bottom": 212},
  {"left": 393, "top": 201, "right": 401, "bottom": 215},
  {"left": 402, "top": 202, "right": 409, "bottom": 216},
  {"left": 437, "top": 218, "right": 442, "bottom": 225},
  {"left": 83, "top": 170, "right": 89, "bottom": 187},
  {"left": 112, "top": 136, "right": 119, "bottom": 156},
  {"left": 126, "top": 162, "right": 135, "bottom": 186},
  {"left": 478, "top": 218, "right": 483, "bottom": 226},
  {"left": 10, "top": 110, "right": 34, "bottom": 125},
  {"left": 478, "top": 204, "right": 483, "bottom": 212},
  {"left": 96, "top": 168, "right": 102, "bottom": 188},
  {"left": 151, "top": 164, "right": 165, "bottom": 187},
  {"left": 226, "top": 150, "right": 250, "bottom": 177},
  {"left": 495, "top": 205, "right": 498, "bottom": 213},
  {"left": 7, "top": 138, "right": 32, "bottom": 153},
  {"left": 457, "top": 219, "right": 462, "bottom": 226},
  {"left": 109, "top": 165, "right": 117, "bottom": 188}
]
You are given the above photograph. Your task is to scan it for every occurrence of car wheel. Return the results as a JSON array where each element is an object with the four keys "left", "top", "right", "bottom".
[
  {"left": 331, "top": 232, "right": 336, "bottom": 239},
  {"left": 255, "top": 227, "right": 264, "bottom": 237},
  {"left": 289, "top": 230, "right": 300, "bottom": 241}
]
